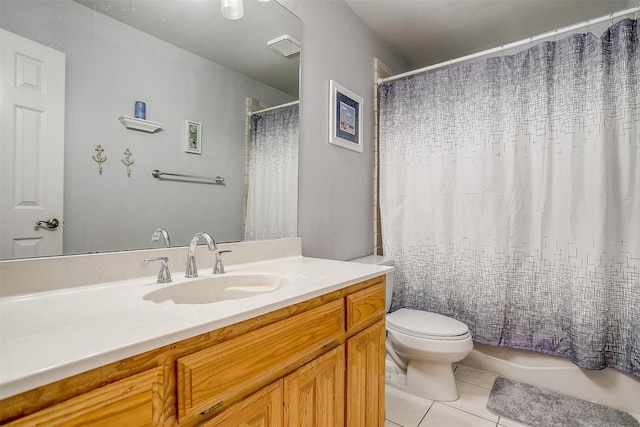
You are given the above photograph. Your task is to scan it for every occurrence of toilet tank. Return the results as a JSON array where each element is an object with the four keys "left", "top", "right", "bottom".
[{"left": 349, "top": 255, "right": 395, "bottom": 312}]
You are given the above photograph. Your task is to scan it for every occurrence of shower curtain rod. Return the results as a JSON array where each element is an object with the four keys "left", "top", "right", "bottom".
[
  {"left": 378, "top": 5, "right": 640, "bottom": 85},
  {"left": 250, "top": 100, "right": 299, "bottom": 116}
]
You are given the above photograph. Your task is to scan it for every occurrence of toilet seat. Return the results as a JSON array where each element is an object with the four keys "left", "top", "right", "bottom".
[{"left": 387, "top": 308, "right": 470, "bottom": 341}]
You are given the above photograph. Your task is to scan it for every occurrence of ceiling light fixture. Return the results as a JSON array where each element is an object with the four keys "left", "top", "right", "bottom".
[
  {"left": 221, "top": 0, "right": 243, "bottom": 20},
  {"left": 267, "top": 35, "right": 301, "bottom": 57}
]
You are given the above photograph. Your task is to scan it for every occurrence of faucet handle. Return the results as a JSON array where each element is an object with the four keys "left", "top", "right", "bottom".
[
  {"left": 214, "top": 250, "right": 232, "bottom": 274},
  {"left": 144, "top": 257, "right": 172, "bottom": 283}
]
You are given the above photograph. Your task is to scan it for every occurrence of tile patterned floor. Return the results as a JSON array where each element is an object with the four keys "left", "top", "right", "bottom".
[{"left": 384, "top": 365, "right": 640, "bottom": 427}]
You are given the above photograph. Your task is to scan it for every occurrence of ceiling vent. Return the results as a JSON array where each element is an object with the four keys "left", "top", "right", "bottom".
[{"left": 267, "top": 35, "right": 300, "bottom": 57}]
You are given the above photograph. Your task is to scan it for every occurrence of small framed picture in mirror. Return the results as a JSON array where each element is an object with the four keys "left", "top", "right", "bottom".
[
  {"left": 329, "top": 80, "right": 363, "bottom": 153},
  {"left": 184, "top": 119, "right": 202, "bottom": 154}
]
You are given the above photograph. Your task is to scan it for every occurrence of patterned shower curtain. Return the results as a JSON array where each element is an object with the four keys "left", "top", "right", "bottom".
[
  {"left": 379, "top": 19, "right": 639, "bottom": 375},
  {"left": 244, "top": 105, "right": 298, "bottom": 240}
]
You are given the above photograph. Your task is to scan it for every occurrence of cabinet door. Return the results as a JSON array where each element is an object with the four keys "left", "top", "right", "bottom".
[
  {"left": 284, "top": 345, "right": 345, "bottom": 427},
  {"left": 202, "top": 380, "right": 283, "bottom": 427},
  {"left": 346, "top": 320, "right": 385, "bottom": 427},
  {"left": 6, "top": 367, "right": 166, "bottom": 427}
]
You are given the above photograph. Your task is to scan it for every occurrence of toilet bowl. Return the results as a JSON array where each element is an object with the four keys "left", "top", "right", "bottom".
[
  {"left": 386, "top": 308, "right": 473, "bottom": 401},
  {"left": 350, "top": 255, "right": 473, "bottom": 401}
]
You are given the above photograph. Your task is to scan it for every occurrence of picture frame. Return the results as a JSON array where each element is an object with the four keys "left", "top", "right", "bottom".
[
  {"left": 184, "top": 119, "right": 202, "bottom": 154},
  {"left": 329, "top": 80, "right": 363, "bottom": 153}
]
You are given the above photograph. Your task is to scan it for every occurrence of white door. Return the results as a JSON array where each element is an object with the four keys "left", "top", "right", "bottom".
[{"left": 1, "top": 29, "right": 65, "bottom": 259}]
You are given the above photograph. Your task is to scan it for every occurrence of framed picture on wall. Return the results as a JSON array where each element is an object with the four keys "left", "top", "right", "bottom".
[
  {"left": 329, "top": 80, "right": 363, "bottom": 153},
  {"left": 184, "top": 119, "right": 202, "bottom": 154}
]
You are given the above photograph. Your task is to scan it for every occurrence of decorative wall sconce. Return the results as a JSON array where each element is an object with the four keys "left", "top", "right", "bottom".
[
  {"left": 92, "top": 145, "right": 107, "bottom": 175},
  {"left": 122, "top": 149, "right": 134, "bottom": 177}
]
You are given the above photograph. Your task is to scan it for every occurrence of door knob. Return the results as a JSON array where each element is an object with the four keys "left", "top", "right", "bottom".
[{"left": 36, "top": 218, "right": 59, "bottom": 229}]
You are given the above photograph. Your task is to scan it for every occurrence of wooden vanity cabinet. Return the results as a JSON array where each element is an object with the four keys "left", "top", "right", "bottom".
[{"left": 0, "top": 276, "right": 386, "bottom": 427}]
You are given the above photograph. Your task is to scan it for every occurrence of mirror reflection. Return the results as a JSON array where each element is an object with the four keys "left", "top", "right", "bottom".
[{"left": 0, "top": 0, "right": 301, "bottom": 260}]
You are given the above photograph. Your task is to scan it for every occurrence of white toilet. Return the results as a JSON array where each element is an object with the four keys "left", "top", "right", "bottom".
[{"left": 351, "top": 255, "right": 473, "bottom": 401}]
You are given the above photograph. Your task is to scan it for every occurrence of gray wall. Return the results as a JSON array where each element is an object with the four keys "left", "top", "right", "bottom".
[
  {"left": 1, "top": 0, "right": 293, "bottom": 255},
  {"left": 280, "top": 0, "right": 408, "bottom": 260}
]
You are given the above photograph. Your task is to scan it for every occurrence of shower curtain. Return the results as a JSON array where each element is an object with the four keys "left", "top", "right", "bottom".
[
  {"left": 379, "top": 19, "right": 639, "bottom": 375},
  {"left": 244, "top": 105, "right": 298, "bottom": 240}
]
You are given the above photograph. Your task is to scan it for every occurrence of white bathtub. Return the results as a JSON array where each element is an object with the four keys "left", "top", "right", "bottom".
[{"left": 460, "top": 342, "right": 640, "bottom": 415}]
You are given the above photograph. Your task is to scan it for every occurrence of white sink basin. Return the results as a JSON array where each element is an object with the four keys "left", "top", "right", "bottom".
[{"left": 143, "top": 273, "right": 290, "bottom": 304}]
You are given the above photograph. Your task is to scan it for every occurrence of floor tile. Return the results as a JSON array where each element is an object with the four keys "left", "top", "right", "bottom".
[
  {"left": 385, "top": 368, "right": 639, "bottom": 427},
  {"left": 385, "top": 385, "right": 434, "bottom": 427},
  {"left": 418, "top": 402, "right": 497, "bottom": 427},
  {"left": 454, "top": 365, "right": 498, "bottom": 390},
  {"left": 498, "top": 416, "right": 530, "bottom": 427},
  {"left": 440, "top": 380, "right": 498, "bottom": 422}
]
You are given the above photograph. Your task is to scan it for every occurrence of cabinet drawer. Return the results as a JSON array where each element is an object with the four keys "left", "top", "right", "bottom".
[
  {"left": 7, "top": 367, "right": 165, "bottom": 427},
  {"left": 345, "top": 280, "right": 386, "bottom": 332},
  {"left": 177, "top": 299, "right": 344, "bottom": 422}
]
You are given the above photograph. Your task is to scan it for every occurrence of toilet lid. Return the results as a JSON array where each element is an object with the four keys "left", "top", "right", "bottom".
[{"left": 386, "top": 308, "right": 469, "bottom": 338}]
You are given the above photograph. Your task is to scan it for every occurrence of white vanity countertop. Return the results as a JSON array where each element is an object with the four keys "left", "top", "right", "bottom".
[{"left": 0, "top": 255, "right": 391, "bottom": 399}]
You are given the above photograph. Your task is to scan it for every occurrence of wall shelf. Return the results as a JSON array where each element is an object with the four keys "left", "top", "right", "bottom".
[{"left": 118, "top": 116, "right": 163, "bottom": 133}]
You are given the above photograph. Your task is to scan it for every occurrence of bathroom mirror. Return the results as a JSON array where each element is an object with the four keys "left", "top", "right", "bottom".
[{"left": 0, "top": 0, "right": 301, "bottom": 260}]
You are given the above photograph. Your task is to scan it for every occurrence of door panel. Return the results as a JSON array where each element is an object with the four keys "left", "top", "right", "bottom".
[{"left": 1, "top": 29, "right": 65, "bottom": 259}]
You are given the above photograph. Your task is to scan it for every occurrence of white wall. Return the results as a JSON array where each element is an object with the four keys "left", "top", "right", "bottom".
[
  {"left": 280, "top": 0, "right": 407, "bottom": 260},
  {"left": 0, "top": 0, "right": 293, "bottom": 255}
]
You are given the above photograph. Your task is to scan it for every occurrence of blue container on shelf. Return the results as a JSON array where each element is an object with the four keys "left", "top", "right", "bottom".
[{"left": 134, "top": 101, "right": 146, "bottom": 119}]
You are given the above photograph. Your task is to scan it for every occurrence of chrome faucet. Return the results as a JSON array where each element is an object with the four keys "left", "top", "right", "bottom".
[
  {"left": 151, "top": 228, "right": 171, "bottom": 248},
  {"left": 185, "top": 232, "right": 232, "bottom": 277},
  {"left": 185, "top": 232, "right": 216, "bottom": 278}
]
